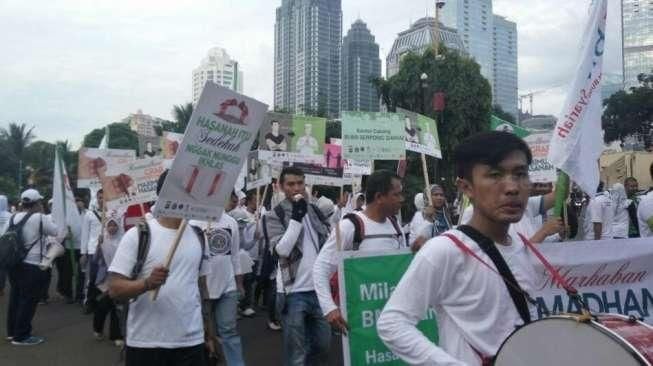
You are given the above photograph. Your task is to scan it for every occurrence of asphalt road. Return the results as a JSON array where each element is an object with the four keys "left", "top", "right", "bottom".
[{"left": 0, "top": 279, "right": 344, "bottom": 366}]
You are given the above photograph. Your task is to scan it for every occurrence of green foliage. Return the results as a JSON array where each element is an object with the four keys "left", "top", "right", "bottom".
[
  {"left": 602, "top": 72, "right": 653, "bottom": 148},
  {"left": 82, "top": 122, "right": 139, "bottom": 152},
  {"left": 0, "top": 176, "right": 19, "bottom": 203}
]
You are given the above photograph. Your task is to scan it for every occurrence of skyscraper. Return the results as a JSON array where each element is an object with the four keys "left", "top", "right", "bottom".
[
  {"left": 274, "top": 0, "right": 342, "bottom": 117},
  {"left": 386, "top": 17, "right": 466, "bottom": 77},
  {"left": 341, "top": 19, "right": 381, "bottom": 112},
  {"left": 622, "top": 0, "right": 653, "bottom": 89},
  {"left": 192, "top": 47, "right": 243, "bottom": 104},
  {"left": 493, "top": 15, "right": 518, "bottom": 120}
]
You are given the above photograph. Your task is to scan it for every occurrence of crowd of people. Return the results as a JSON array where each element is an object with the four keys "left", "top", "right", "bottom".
[{"left": 1, "top": 130, "right": 653, "bottom": 365}]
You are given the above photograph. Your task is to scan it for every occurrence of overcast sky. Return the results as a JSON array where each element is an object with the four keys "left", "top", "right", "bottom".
[{"left": 0, "top": 0, "right": 623, "bottom": 146}]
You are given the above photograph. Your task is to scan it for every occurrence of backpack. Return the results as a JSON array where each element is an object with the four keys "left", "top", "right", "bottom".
[{"left": 0, "top": 213, "right": 42, "bottom": 270}]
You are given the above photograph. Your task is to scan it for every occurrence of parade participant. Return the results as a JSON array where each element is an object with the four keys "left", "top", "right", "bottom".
[
  {"left": 92, "top": 214, "right": 124, "bottom": 346},
  {"left": 637, "top": 163, "right": 653, "bottom": 237},
  {"left": 610, "top": 183, "right": 631, "bottom": 239},
  {"left": 624, "top": 177, "right": 641, "bottom": 237},
  {"left": 313, "top": 169, "right": 406, "bottom": 334},
  {"left": 81, "top": 189, "right": 104, "bottom": 313},
  {"left": 0, "top": 195, "right": 12, "bottom": 296},
  {"left": 108, "top": 171, "right": 213, "bottom": 366},
  {"left": 409, "top": 185, "right": 452, "bottom": 246},
  {"left": 587, "top": 182, "right": 614, "bottom": 240},
  {"left": 191, "top": 210, "right": 245, "bottom": 366},
  {"left": 6, "top": 189, "right": 58, "bottom": 346},
  {"left": 377, "top": 131, "right": 541, "bottom": 365},
  {"left": 230, "top": 190, "right": 260, "bottom": 318},
  {"left": 263, "top": 166, "right": 331, "bottom": 366},
  {"left": 55, "top": 196, "right": 84, "bottom": 303}
]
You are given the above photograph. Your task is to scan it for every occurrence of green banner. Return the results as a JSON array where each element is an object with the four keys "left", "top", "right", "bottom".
[
  {"left": 342, "top": 112, "right": 405, "bottom": 161},
  {"left": 490, "top": 115, "right": 531, "bottom": 138},
  {"left": 341, "top": 251, "right": 438, "bottom": 366}
]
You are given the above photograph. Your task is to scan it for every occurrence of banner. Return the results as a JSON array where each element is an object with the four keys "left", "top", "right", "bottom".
[
  {"left": 290, "top": 143, "right": 345, "bottom": 187},
  {"left": 490, "top": 115, "right": 531, "bottom": 138},
  {"left": 342, "top": 112, "right": 405, "bottom": 161},
  {"left": 332, "top": 137, "right": 373, "bottom": 178},
  {"left": 524, "top": 133, "right": 557, "bottom": 183},
  {"left": 339, "top": 250, "right": 438, "bottom": 366},
  {"left": 548, "top": 0, "right": 607, "bottom": 195},
  {"left": 259, "top": 112, "right": 325, "bottom": 165},
  {"left": 245, "top": 151, "right": 272, "bottom": 190},
  {"left": 103, "top": 157, "right": 165, "bottom": 211},
  {"left": 397, "top": 108, "right": 442, "bottom": 158},
  {"left": 138, "top": 134, "right": 162, "bottom": 158},
  {"left": 77, "top": 148, "right": 136, "bottom": 190},
  {"left": 52, "top": 149, "right": 82, "bottom": 241},
  {"left": 154, "top": 82, "right": 268, "bottom": 221}
]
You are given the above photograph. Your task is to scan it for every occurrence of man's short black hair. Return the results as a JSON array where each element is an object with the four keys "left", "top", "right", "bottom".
[
  {"left": 454, "top": 131, "right": 533, "bottom": 181},
  {"left": 365, "top": 169, "right": 401, "bottom": 203},
  {"left": 279, "top": 166, "right": 305, "bottom": 184},
  {"left": 625, "top": 176, "right": 638, "bottom": 185},
  {"left": 156, "top": 170, "right": 168, "bottom": 196}
]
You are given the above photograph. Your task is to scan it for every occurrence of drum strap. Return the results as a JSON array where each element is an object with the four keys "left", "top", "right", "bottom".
[{"left": 517, "top": 233, "right": 578, "bottom": 295}]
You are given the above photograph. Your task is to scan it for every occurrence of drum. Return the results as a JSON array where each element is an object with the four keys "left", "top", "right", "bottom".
[{"left": 494, "top": 314, "right": 653, "bottom": 366}]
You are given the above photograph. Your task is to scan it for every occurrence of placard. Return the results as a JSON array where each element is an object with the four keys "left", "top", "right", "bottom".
[
  {"left": 77, "top": 148, "right": 136, "bottom": 190},
  {"left": 397, "top": 108, "right": 442, "bottom": 158},
  {"left": 103, "top": 157, "right": 165, "bottom": 211},
  {"left": 342, "top": 112, "right": 405, "bottom": 161}
]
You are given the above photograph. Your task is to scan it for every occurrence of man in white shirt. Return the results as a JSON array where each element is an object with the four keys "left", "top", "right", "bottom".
[
  {"left": 263, "top": 167, "right": 332, "bottom": 366},
  {"left": 55, "top": 196, "right": 85, "bottom": 303},
  {"left": 191, "top": 212, "right": 245, "bottom": 366},
  {"left": 313, "top": 170, "right": 406, "bottom": 333},
  {"left": 378, "top": 131, "right": 541, "bottom": 365},
  {"left": 108, "top": 171, "right": 213, "bottom": 366},
  {"left": 230, "top": 190, "right": 260, "bottom": 317},
  {"left": 637, "top": 163, "right": 653, "bottom": 237},
  {"left": 0, "top": 194, "right": 11, "bottom": 296},
  {"left": 81, "top": 189, "right": 104, "bottom": 312},
  {"left": 6, "top": 189, "right": 58, "bottom": 346},
  {"left": 588, "top": 182, "right": 614, "bottom": 240}
]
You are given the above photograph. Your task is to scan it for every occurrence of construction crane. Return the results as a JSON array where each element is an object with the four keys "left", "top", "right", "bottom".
[{"left": 519, "top": 89, "right": 547, "bottom": 116}]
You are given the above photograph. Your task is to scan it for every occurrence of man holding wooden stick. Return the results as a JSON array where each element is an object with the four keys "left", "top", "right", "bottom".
[{"left": 108, "top": 171, "right": 214, "bottom": 366}]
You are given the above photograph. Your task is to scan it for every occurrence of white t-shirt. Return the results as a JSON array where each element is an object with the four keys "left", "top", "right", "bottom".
[
  {"left": 612, "top": 200, "right": 631, "bottom": 239},
  {"left": 11, "top": 212, "right": 58, "bottom": 266},
  {"left": 408, "top": 211, "right": 429, "bottom": 245},
  {"left": 313, "top": 212, "right": 406, "bottom": 315},
  {"left": 637, "top": 191, "right": 653, "bottom": 237},
  {"left": 190, "top": 215, "right": 241, "bottom": 299},
  {"left": 108, "top": 219, "right": 211, "bottom": 348},
  {"left": 377, "top": 229, "right": 540, "bottom": 365},
  {"left": 589, "top": 193, "right": 614, "bottom": 239},
  {"left": 275, "top": 216, "right": 321, "bottom": 294},
  {"left": 81, "top": 209, "right": 102, "bottom": 255}
]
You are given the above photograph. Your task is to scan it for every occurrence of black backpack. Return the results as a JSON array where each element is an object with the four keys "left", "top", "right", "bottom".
[
  {"left": 0, "top": 213, "right": 42, "bottom": 270},
  {"left": 343, "top": 213, "right": 404, "bottom": 250}
]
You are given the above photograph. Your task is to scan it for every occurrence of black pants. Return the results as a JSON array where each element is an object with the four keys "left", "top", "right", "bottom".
[
  {"left": 126, "top": 344, "right": 206, "bottom": 366},
  {"left": 6, "top": 263, "right": 49, "bottom": 341},
  {"left": 262, "top": 278, "right": 277, "bottom": 322},
  {"left": 239, "top": 261, "right": 258, "bottom": 310},
  {"left": 85, "top": 255, "right": 101, "bottom": 311},
  {"left": 92, "top": 294, "right": 121, "bottom": 340},
  {"left": 55, "top": 249, "right": 83, "bottom": 301},
  {"left": 40, "top": 268, "right": 51, "bottom": 302}
]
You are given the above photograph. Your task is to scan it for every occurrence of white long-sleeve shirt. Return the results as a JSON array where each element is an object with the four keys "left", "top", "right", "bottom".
[
  {"left": 275, "top": 217, "right": 320, "bottom": 293},
  {"left": 377, "top": 229, "right": 540, "bottom": 366},
  {"left": 408, "top": 211, "right": 429, "bottom": 245},
  {"left": 81, "top": 209, "right": 102, "bottom": 255},
  {"left": 313, "top": 212, "right": 406, "bottom": 316}
]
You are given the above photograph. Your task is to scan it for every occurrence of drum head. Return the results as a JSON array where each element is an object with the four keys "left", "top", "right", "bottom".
[{"left": 494, "top": 316, "right": 647, "bottom": 366}]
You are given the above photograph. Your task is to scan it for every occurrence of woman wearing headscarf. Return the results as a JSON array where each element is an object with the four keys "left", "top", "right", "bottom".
[
  {"left": 611, "top": 183, "right": 631, "bottom": 239},
  {"left": 408, "top": 185, "right": 452, "bottom": 246},
  {"left": 92, "top": 214, "right": 124, "bottom": 346}
]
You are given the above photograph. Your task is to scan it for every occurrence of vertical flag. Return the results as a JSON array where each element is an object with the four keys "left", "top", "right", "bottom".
[
  {"left": 52, "top": 149, "right": 82, "bottom": 241},
  {"left": 98, "top": 126, "right": 110, "bottom": 149},
  {"left": 547, "top": 0, "right": 607, "bottom": 195}
]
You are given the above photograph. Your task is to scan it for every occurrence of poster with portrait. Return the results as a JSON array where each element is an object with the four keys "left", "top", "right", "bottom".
[
  {"left": 397, "top": 108, "right": 442, "bottom": 158},
  {"left": 341, "top": 112, "right": 405, "bottom": 161},
  {"left": 103, "top": 157, "right": 166, "bottom": 211},
  {"left": 138, "top": 135, "right": 162, "bottom": 158},
  {"left": 258, "top": 112, "right": 325, "bottom": 165},
  {"left": 161, "top": 131, "right": 184, "bottom": 167},
  {"left": 246, "top": 150, "right": 272, "bottom": 190},
  {"left": 153, "top": 82, "right": 268, "bottom": 221},
  {"left": 77, "top": 148, "right": 136, "bottom": 190}
]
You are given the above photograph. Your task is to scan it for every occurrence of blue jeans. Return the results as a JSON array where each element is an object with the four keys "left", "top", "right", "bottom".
[
  {"left": 277, "top": 291, "right": 331, "bottom": 366},
  {"left": 6, "top": 263, "right": 49, "bottom": 341},
  {"left": 212, "top": 291, "right": 245, "bottom": 366}
]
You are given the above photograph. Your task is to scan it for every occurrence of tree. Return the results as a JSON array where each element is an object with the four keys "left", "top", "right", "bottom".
[
  {"left": 493, "top": 104, "right": 517, "bottom": 124},
  {"left": 372, "top": 46, "right": 492, "bottom": 201},
  {"left": 0, "top": 122, "right": 36, "bottom": 190},
  {"left": 603, "top": 71, "right": 653, "bottom": 148},
  {"left": 82, "top": 122, "right": 139, "bottom": 152}
]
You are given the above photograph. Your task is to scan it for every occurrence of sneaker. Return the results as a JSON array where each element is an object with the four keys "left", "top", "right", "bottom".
[
  {"left": 93, "top": 332, "right": 104, "bottom": 341},
  {"left": 12, "top": 336, "right": 44, "bottom": 346},
  {"left": 5, "top": 336, "right": 13, "bottom": 342},
  {"left": 114, "top": 339, "right": 124, "bottom": 347},
  {"left": 267, "top": 321, "right": 282, "bottom": 331},
  {"left": 241, "top": 307, "right": 256, "bottom": 317}
]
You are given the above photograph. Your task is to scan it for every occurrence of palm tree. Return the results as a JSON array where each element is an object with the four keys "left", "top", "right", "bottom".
[
  {"left": 171, "top": 103, "right": 194, "bottom": 132},
  {"left": 1, "top": 122, "right": 36, "bottom": 190}
]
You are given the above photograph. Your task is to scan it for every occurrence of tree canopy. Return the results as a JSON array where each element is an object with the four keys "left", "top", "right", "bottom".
[{"left": 82, "top": 122, "right": 139, "bottom": 152}]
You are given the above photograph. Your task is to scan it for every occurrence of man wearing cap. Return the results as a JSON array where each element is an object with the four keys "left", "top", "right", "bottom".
[{"left": 6, "top": 189, "right": 58, "bottom": 346}]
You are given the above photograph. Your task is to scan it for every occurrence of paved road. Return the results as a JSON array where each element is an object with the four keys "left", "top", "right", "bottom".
[{"left": 0, "top": 281, "right": 343, "bottom": 366}]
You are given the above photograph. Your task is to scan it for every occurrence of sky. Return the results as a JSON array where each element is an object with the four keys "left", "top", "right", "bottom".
[{"left": 0, "top": 0, "right": 623, "bottom": 147}]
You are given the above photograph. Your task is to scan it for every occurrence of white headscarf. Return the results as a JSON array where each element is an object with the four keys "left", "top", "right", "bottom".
[
  {"left": 610, "top": 183, "right": 630, "bottom": 212},
  {"left": 414, "top": 193, "right": 425, "bottom": 211},
  {"left": 0, "top": 195, "right": 11, "bottom": 235}
]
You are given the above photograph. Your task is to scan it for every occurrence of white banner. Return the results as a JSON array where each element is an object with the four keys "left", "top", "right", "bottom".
[
  {"left": 154, "top": 82, "right": 268, "bottom": 221},
  {"left": 548, "top": 0, "right": 607, "bottom": 195},
  {"left": 103, "top": 157, "right": 165, "bottom": 211}
]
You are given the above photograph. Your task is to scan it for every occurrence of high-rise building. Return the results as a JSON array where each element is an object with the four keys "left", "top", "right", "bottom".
[
  {"left": 493, "top": 15, "right": 518, "bottom": 120},
  {"left": 192, "top": 47, "right": 243, "bottom": 104},
  {"left": 441, "top": 0, "right": 495, "bottom": 85},
  {"left": 122, "top": 109, "right": 166, "bottom": 137},
  {"left": 386, "top": 17, "right": 466, "bottom": 77},
  {"left": 274, "top": 0, "right": 342, "bottom": 117},
  {"left": 341, "top": 19, "right": 382, "bottom": 112},
  {"left": 622, "top": 0, "right": 653, "bottom": 89}
]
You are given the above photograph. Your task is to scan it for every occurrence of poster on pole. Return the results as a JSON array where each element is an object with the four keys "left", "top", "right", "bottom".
[
  {"left": 291, "top": 143, "right": 345, "bottom": 186},
  {"left": 102, "top": 157, "right": 166, "bottom": 211},
  {"left": 138, "top": 135, "right": 162, "bottom": 158},
  {"left": 342, "top": 112, "right": 405, "bottom": 161},
  {"left": 246, "top": 151, "right": 272, "bottom": 190},
  {"left": 524, "top": 132, "right": 557, "bottom": 183},
  {"left": 161, "top": 131, "right": 184, "bottom": 167},
  {"left": 397, "top": 108, "right": 442, "bottom": 158},
  {"left": 259, "top": 112, "right": 325, "bottom": 165},
  {"left": 153, "top": 82, "right": 268, "bottom": 221},
  {"left": 339, "top": 250, "right": 439, "bottom": 366},
  {"left": 77, "top": 148, "right": 136, "bottom": 190}
]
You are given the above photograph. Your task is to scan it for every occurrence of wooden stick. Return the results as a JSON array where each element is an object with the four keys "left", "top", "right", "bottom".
[
  {"left": 139, "top": 203, "right": 147, "bottom": 218},
  {"left": 421, "top": 153, "right": 434, "bottom": 206},
  {"left": 151, "top": 219, "right": 188, "bottom": 301}
]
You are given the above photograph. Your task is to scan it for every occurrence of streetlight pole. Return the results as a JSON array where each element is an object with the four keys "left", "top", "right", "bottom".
[{"left": 434, "top": 1, "right": 445, "bottom": 58}]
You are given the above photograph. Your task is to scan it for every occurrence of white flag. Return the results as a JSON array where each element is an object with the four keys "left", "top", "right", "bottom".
[
  {"left": 98, "top": 126, "right": 109, "bottom": 149},
  {"left": 548, "top": 0, "right": 607, "bottom": 196},
  {"left": 52, "top": 149, "right": 82, "bottom": 242}
]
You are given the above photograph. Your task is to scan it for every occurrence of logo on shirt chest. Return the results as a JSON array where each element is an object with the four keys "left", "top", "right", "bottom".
[{"left": 207, "top": 227, "right": 232, "bottom": 256}]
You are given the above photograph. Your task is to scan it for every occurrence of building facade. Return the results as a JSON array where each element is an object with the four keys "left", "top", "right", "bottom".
[
  {"left": 341, "top": 19, "right": 381, "bottom": 112},
  {"left": 386, "top": 17, "right": 466, "bottom": 77},
  {"left": 192, "top": 47, "right": 243, "bottom": 104},
  {"left": 622, "top": 0, "right": 653, "bottom": 89},
  {"left": 274, "top": 0, "right": 342, "bottom": 117},
  {"left": 493, "top": 15, "right": 518, "bottom": 120},
  {"left": 123, "top": 109, "right": 166, "bottom": 137}
]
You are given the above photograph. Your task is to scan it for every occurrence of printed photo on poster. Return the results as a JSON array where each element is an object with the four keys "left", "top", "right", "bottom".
[
  {"left": 246, "top": 151, "right": 272, "bottom": 190},
  {"left": 259, "top": 113, "right": 326, "bottom": 165},
  {"left": 290, "top": 143, "right": 344, "bottom": 187},
  {"left": 103, "top": 157, "right": 165, "bottom": 211},
  {"left": 397, "top": 108, "right": 442, "bottom": 158},
  {"left": 77, "top": 148, "right": 136, "bottom": 189},
  {"left": 138, "top": 135, "right": 162, "bottom": 158}
]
